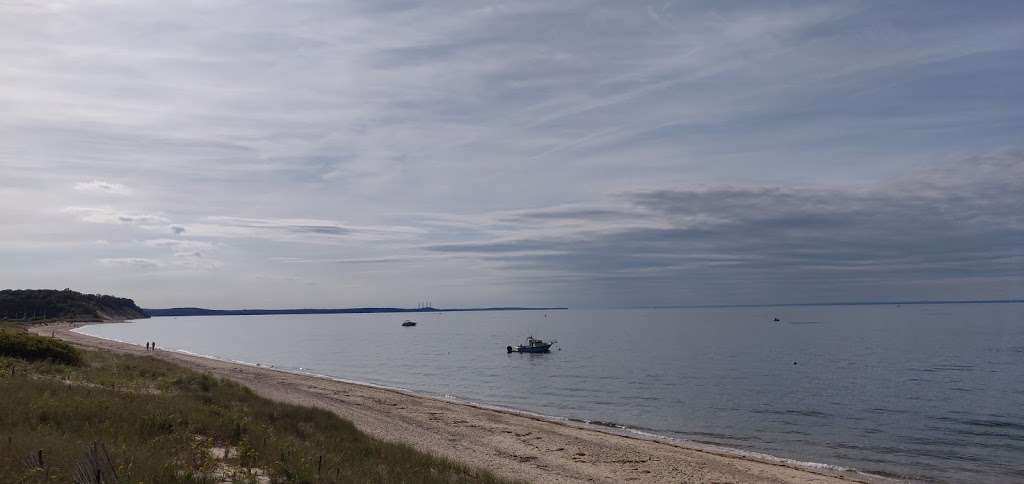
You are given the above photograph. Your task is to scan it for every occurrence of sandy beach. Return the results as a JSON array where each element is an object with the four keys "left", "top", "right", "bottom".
[{"left": 33, "top": 323, "right": 891, "bottom": 484}]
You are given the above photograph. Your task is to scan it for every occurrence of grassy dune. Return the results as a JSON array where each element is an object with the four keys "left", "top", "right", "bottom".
[
  {"left": 0, "top": 329, "right": 82, "bottom": 365},
  {"left": 1, "top": 330, "right": 514, "bottom": 483}
]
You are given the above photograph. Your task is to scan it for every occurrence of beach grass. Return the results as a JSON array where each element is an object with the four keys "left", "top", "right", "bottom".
[{"left": 1, "top": 336, "right": 515, "bottom": 483}]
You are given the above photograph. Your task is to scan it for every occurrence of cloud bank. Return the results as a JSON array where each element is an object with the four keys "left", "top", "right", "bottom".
[{"left": 425, "top": 153, "right": 1023, "bottom": 305}]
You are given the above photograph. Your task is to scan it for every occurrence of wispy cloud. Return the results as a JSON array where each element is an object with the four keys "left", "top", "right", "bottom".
[
  {"left": 185, "top": 216, "right": 423, "bottom": 243},
  {"left": 271, "top": 254, "right": 453, "bottom": 265},
  {"left": 98, "top": 257, "right": 163, "bottom": 271},
  {"left": 62, "top": 207, "right": 170, "bottom": 227},
  {"left": 73, "top": 180, "right": 132, "bottom": 196},
  {"left": 98, "top": 238, "right": 223, "bottom": 272},
  {"left": 141, "top": 238, "right": 215, "bottom": 251}
]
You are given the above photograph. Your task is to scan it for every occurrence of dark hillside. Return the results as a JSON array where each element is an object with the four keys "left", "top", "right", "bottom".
[{"left": 0, "top": 289, "right": 148, "bottom": 323}]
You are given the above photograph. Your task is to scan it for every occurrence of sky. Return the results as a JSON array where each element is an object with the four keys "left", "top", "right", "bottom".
[{"left": 1, "top": 1, "right": 1022, "bottom": 309}]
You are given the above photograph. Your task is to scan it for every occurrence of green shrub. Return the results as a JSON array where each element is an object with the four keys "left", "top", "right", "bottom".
[{"left": 0, "top": 329, "right": 81, "bottom": 365}]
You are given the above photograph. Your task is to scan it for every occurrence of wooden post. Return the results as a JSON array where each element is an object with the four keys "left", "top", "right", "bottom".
[
  {"left": 317, "top": 454, "right": 323, "bottom": 482},
  {"left": 38, "top": 449, "right": 43, "bottom": 467}
]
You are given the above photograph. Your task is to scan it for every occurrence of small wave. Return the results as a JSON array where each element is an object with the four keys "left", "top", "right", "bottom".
[
  {"left": 752, "top": 408, "right": 833, "bottom": 418},
  {"left": 958, "top": 418, "right": 1024, "bottom": 432},
  {"left": 681, "top": 430, "right": 763, "bottom": 442},
  {"left": 172, "top": 349, "right": 265, "bottom": 369},
  {"left": 569, "top": 418, "right": 627, "bottom": 429},
  {"left": 911, "top": 364, "right": 975, "bottom": 373},
  {"left": 933, "top": 414, "right": 1024, "bottom": 433},
  {"left": 868, "top": 407, "right": 911, "bottom": 415}
]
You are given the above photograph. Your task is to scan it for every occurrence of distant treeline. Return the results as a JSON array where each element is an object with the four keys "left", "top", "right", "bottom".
[
  {"left": 0, "top": 289, "right": 148, "bottom": 323},
  {"left": 144, "top": 306, "right": 568, "bottom": 317}
]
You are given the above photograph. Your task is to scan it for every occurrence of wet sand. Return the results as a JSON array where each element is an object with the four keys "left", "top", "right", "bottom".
[{"left": 34, "top": 323, "right": 894, "bottom": 484}]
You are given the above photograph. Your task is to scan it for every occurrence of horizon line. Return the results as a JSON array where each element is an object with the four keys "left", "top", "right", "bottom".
[
  {"left": 142, "top": 298, "right": 1024, "bottom": 313},
  {"left": 613, "top": 298, "right": 1024, "bottom": 310}
]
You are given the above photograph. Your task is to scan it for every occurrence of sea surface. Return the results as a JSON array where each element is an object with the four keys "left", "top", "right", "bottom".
[{"left": 78, "top": 304, "right": 1024, "bottom": 482}]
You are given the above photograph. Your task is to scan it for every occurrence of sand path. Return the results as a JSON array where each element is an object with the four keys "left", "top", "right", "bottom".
[{"left": 34, "top": 323, "right": 896, "bottom": 484}]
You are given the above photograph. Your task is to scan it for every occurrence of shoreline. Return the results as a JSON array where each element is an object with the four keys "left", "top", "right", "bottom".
[
  {"left": 35, "top": 321, "right": 899, "bottom": 484},
  {"left": 82, "top": 330, "right": 855, "bottom": 476},
  {"left": 98, "top": 337, "right": 861, "bottom": 477}
]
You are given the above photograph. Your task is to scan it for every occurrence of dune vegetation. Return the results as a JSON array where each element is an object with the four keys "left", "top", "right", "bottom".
[
  {"left": 0, "top": 329, "right": 82, "bottom": 365},
  {"left": 0, "top": 330, "right": 514, "bottom": 483}
]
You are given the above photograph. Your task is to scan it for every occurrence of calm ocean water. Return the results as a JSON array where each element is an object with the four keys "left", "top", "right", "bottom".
[{"left": 78, "top": 304, "right": 1024, "bottom": 482}]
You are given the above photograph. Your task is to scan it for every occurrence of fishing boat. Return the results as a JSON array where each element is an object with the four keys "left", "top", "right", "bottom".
[
  {"left": 507, "top": 336, "right": 556, "bottom": 353},
  {"left": 401, "top": 320, "right": 417, "bottom": 327}
]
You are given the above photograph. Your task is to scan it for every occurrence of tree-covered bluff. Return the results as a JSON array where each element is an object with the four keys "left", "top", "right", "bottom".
[{"left": 0, "top": 289, "right": 147, "bottom": 323}]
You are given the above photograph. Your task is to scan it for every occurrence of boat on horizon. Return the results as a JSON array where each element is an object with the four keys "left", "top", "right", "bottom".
[{"left": 507, "top": 336, "right": 556, "bottom": 353}]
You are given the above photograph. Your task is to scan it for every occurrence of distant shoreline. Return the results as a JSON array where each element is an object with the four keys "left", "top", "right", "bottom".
[{"left": 144, "top": 306, "right": 568, "bottom": 317}]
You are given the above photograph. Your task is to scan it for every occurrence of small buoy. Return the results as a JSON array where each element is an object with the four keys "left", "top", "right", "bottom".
[{"left": 793, "top": 361, "right": 798, "bottom": 365}]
